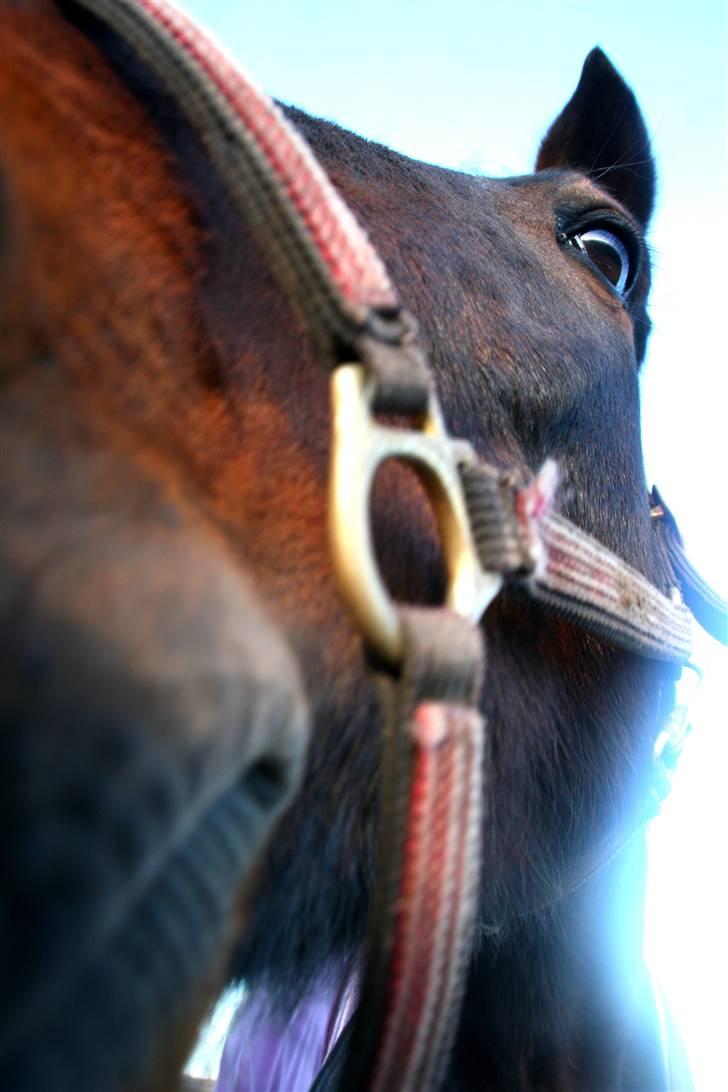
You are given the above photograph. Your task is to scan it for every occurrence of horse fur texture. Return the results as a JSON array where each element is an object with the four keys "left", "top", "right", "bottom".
[{"left": 0, "top": 2, "right": 690, "bottom": 1090}]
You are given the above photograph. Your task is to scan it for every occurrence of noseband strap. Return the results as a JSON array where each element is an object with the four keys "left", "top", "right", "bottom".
[{"left": 459, "top": 460, "right": 696, "bottom": 662}]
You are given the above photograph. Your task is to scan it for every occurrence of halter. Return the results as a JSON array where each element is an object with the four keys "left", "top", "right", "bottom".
[{"left": 61, "top": 3, "right": 728, "bottom": 1089}]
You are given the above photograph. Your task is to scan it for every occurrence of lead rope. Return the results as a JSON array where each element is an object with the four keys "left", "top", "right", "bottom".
[{"left": 60, "top": 5, "right": 723, "bottom": 1091}]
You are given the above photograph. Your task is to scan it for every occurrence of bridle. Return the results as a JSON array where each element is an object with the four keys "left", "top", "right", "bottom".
[{"left": 59, "top": 3, "right": 728, "bottom": 1090}]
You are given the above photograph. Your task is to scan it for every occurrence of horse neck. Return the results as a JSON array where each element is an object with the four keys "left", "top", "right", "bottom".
[{"left": 448, "top": 834, "right": 671, "bottom": 1091}]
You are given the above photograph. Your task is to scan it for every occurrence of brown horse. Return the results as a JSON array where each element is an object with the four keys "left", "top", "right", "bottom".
[{"left": 0, "top": 2, "right": 697, "bottom": 1089}]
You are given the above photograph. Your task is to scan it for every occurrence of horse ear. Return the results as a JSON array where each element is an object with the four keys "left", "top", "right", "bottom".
[{"left": 536, "top": 47, "right": 656, "bottom": 228}]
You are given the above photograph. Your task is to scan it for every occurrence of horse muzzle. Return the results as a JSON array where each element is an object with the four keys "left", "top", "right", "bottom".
[{"left": 0, "top": 370, "right": 309, "bottom": 1092}]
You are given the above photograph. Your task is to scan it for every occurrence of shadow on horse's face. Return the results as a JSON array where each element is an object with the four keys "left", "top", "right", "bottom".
[{"left": 0, "top": 6, "right": 675, "bottom": 1090}]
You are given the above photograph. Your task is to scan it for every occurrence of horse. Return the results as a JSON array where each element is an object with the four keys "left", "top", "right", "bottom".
[{"left": 0, "top": 1, "right": 712, "bottom": 1089}]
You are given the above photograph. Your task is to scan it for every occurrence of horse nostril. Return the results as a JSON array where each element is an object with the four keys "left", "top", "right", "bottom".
[
  {"left": 55, "top": 760, "right": 183, "bottom": 876},
  {"left": 241, "top": 755, "right": 292, "bottom": 811}
]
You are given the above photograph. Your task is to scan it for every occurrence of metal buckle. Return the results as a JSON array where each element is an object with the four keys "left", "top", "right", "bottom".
[{"left": 329, "top": 363, "right": 502, "bottom": 666}]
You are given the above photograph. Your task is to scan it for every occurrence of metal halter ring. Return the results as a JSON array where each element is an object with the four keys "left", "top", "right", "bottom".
[{"left": 329, "top": 363, "right": 502, "bottom": 666}]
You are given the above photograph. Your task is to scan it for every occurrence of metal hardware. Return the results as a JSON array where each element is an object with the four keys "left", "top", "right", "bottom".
[{"left": 329, "top": 364, "right": 502, "bottom": 666}]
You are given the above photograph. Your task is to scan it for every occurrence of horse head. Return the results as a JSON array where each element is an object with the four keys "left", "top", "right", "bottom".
[{"left": 0, "top": 3, "right": 695, "bottom": 1089}]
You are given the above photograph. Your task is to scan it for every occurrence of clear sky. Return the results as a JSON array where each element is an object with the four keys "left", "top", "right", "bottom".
[{"left": 176, "top": 2, "right": 727, "bottom": 1087}]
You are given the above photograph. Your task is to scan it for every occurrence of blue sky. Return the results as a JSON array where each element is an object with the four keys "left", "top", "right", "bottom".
[{"left": 176, "top": 2, "right": 727, "bottom": 1086}]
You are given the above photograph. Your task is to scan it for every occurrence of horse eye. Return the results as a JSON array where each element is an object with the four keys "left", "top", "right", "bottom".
[{"left": 569, "top": 227, "right": 631, "bottom": 295}]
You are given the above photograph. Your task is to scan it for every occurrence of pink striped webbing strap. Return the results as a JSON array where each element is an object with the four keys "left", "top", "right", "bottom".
[
  {"left": 68, "top": 0, "right": 430, "bottom": 408},
  {"left": 531, "top": 512, "right": 693, "bottom": 661},
  {"left": 460, "top": 460, "right": 695, "bottom": 664},
  {"left": 338, "top": 609, "right": 485, "bottom": 1092}
]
